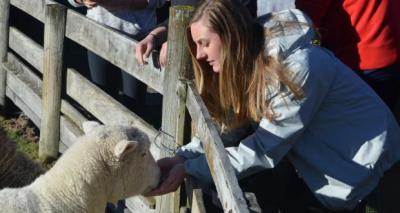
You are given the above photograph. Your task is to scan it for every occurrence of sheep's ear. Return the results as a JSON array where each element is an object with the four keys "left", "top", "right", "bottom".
[
  {"left": 82, "top": 121, "right": 101, "bottom": 134},
  {"left": 114, "top": 140, "right": 138, "bottom": 160}
]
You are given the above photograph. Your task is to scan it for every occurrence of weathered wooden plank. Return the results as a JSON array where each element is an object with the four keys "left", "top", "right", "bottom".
[
  {"left": 65, "top": 9, "right": 164, "bottom": 94},
  {"left": 4, "top": 52, "right": 85, "bottom": 155},
  {"left": 6, "top": 86, "right": 41, "bottom": 127},
  {"left": 0, "top": 0, "right": 10, "bottom": 106},
  {"left": 6, "top": 49, "right": 161, "bottom": 159},
  {"left": 0, "top": 0, "right": 10, "bottom": 63},
  {"left": 186, "top": 83, "right": 249, "bottom": 213},
  {"left": 59, "top": 140, "right": 68, "bottom": 153},
  {"left": 8, "top": 27, "right": 44, "bottom": 72},
  {"left": 6, "top": 65, "right": 84, "bottom": 154},
  {"left": 60, "top": 115, "right": 83, "bottom": 149},
  {"left": 157, "top": 6, "right": 194, "bottom": 213},
  {"left": 6, "top": 53, "right": 42, "bottom": 88},
  {"left": 10, "top": 0, "right": 164, "bottom": 94},
  {"left": 184, "top": 178, "right": 206, "bottom": 213},
  {"left": 61, "top": 100, "right": 88, "bottom": 130},
  {"left": 5, "top": 52, "right": 87, "bottom": 131},
  {"left": 125, "top": 196, "right": 157, "bottom": 213},
  {"left": 39, "top": 3, "right": 67, "bottom": 162},
  {"left": 66, "top": 68, "right": 161, "bottom": 159},
  {"left": 10, "top": 0, "right": 45, "bottom": 22},
  {"left": 3, "top": 56, "right": 42, "bottom": 126}
]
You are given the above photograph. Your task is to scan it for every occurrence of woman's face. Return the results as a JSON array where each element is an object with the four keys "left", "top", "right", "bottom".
[{"left": 190, "top": 19, "right": 223, "bottom": 73}]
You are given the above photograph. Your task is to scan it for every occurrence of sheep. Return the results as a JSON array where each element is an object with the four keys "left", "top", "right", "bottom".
[
  {"left": 0, "top": 122, "right": 160, "bottom": 213},
  {"left": 0, "top": 129, "right": 44, "bottom": 189}
]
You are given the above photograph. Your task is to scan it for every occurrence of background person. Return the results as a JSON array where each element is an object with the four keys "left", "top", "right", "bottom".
[
  {"left": 296, "top": 0, "right": 400, "bottom": 120},
  {"left": 68, "top": 0, "right": 167, "bottom": 110}
]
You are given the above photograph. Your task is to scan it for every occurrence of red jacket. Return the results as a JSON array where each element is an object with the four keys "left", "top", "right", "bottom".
[{"left": 296, "top": 0, "right": 400, "bottom": 70}]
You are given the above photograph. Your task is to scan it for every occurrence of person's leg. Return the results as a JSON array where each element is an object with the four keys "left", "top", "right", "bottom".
[
  {"left": 373, "top": 162, "right": 400, "bottom": 213},
  {"left": 356, "top": 62, "right": 400, "bottom": 112},
  {"left": 87, "top": 50, "right": 119, "bottom": 98},
  {"left": 239, "top": 158, "right": 297, "bottom": 213},
  {"left": 120, "top": 70, "right": 147, "bottom": 106},
  {"left": 281, "top": 175, "right": 366, "bottom": 213},
  {"left": 392, "top": 62, "right": 400, "bottom": 122},
  {"left": 120, "top": 71, "right": 162, "bottom": 128}
]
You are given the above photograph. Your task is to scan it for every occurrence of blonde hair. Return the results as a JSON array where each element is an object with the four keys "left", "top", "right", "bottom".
[{"left": 187, "top": 0, "right": 303, "bottom": 129}]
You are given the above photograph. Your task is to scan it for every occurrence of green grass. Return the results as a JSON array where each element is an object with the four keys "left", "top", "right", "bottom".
[{"left": 0, "top": 114, "right": 40, "bottom": 161}]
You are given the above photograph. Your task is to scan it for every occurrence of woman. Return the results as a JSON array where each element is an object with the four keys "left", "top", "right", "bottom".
[{"left": 147, "top": 0, "right": 400, "bottom": 212}]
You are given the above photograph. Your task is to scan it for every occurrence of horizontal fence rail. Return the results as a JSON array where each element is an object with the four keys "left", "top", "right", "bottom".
[
  {"left": 11, "top": 0, "right": 164, "bottom": 94},
  {"left": 66, "top": 68, "right": 161, "bottom": 158},
  {"left": 10, "top": 0, "right": 45, "bottom": 22},
  {"left": 9, "top": 26, "right": 43, "bottom": 72},
  {"left": 65, "top": 10, "right": 164, "bottom": 94}
]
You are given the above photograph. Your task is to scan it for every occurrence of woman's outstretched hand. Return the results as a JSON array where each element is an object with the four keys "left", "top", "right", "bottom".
[{"left": 145, "top": 156, "right": 187, "bottom": 196}]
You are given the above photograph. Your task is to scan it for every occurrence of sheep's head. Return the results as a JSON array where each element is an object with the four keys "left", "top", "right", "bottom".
[{"left": 81, "top": 122, "right": 160, "bottom": 201}]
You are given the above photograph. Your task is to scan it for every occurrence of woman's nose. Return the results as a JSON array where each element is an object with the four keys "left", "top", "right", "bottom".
[{"left": 196, "top": 49, "right": 206, "bottom": 59}]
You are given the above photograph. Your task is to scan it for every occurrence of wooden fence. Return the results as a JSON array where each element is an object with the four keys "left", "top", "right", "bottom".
[{"left": 0, "top": 0, "right": 252, "bottom": 212}]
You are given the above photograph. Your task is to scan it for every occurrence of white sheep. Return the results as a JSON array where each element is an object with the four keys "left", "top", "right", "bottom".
[{"left": 0, "top": 122, "right": 160, "bottom": 213}]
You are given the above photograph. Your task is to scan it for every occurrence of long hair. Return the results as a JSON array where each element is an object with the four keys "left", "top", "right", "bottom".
[{"left": 187, "top": 0, "right": 303, "bottom": 130}]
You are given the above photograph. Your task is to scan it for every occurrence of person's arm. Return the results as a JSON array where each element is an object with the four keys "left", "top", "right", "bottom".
[
  {"left": 179, "top": 50, "right": 332, "bottom": 184},
  {"left": 295, "top": 0, "right": 333, "bottom": 27},
  {"left": 135, "top": 24, "right": 168, "bottom": 65}
]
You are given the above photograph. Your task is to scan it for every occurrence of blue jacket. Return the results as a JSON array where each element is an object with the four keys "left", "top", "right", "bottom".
[{"left": 177, "top": 9, "right": 400, "bottom": 210}]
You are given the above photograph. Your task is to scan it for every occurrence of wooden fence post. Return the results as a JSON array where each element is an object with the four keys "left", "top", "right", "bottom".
[
  {"left": 0, "top": 0, "right": 11, "bottom": 107},
  {"left": 157, "top": 5, "right": 194, "bottom": 213},
  {"left": 39, "top": 3, "right": 66, "bottom": 162}
]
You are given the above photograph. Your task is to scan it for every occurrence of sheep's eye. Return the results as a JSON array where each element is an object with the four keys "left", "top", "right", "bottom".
[{"left": 141, "top": 152, "right": 146, "bottom": 157}]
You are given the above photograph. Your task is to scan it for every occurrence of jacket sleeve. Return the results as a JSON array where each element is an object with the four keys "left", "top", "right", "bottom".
[
  {"left": 295, "top": 0, "right": 333, "bottom": 26},
  {"left": 176, "top": 47, "right": 332, "bottom": 184},
  {"left": 68, "top": 0, "right": 83, "bottom": 7}
]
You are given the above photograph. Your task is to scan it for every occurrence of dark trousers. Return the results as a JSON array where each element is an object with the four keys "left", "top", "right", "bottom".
[
  {"left": 87, "top": 50, "right": 146, "bottom": 102},
  {"left": 356, "top": 62, "right": 400, "bottom": 119},
  {"left": 87, "top": 50, "right": 162, "bottom": 128},
  {"left": 239, "top": 159, "right": 366, "bottom": 213}
]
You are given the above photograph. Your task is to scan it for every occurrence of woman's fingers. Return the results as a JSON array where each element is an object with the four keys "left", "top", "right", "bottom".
[
  {"left": 159, "top": 42, "right": 168, "bottom": 67},
  {"left": 135, "top": 36, "right": 155, "bottom": 65},
  {"left": 135, "top": 43, "right": 146, "bottom": 65},
  {"left": 144, "top": 163, "right": 186, "bottom": 197},
  {"left": 143, "top": 45, "right": 152, "bottom": 62}
]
